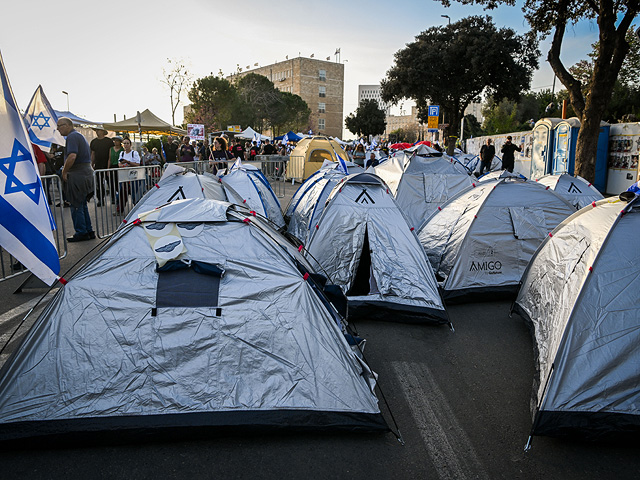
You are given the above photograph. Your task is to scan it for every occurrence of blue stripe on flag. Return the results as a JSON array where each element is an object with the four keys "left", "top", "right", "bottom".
[{"left": 0, "top": 194, "right": 59, "bottom": 274}]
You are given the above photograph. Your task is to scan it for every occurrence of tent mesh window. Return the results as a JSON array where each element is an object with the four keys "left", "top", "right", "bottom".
[
  {"left": 347, "top": 229, "right": 372, "bottom": 296},
  {"left": 156, "top": 260, "right": 223, "bottom": 308}
]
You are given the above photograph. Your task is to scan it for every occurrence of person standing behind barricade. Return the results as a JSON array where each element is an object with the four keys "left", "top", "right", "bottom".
[
  {"left": 479, "top": 138, "right": 495, "bottom": 176},
  {"left": 56, "top": 117, "right": 95, "bottom": 242},
  {"left": 107, "top": 136, "right": 124, "bottom": 207},
  {"left": 232, "top": 139, "right": 245, "bottom": 160},
  {"left": 210, "top": 137, "right": 235, "bottom": 174},
  {"left": 115, "top": 138, "right": 141, "bottom": 215},
  {"left": 179, "top": 136, "right": 196, "bottom": 163},
  {"left": 261, "top": 139, "right": 276, "bottom": 155},
  {"left": 90, "top": 127, "right": 114, "bottom": 207},
  {"left": 500, "top": 136, "right": 521, "bottom": 173},
  {"left": 249, "top": 141, "right": 259, "bottom": 161},
  {"left": 162, "top": 135, "right": 178, "bottom": 163}
]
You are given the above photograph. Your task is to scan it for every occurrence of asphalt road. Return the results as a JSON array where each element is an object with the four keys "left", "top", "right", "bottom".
[{"left": 0, "top": 179, "right": 638, "bottom": 479}]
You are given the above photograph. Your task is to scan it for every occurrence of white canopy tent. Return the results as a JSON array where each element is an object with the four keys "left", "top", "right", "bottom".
[{"left": 235, "top": 126, "right": 270, "bottom": 140}]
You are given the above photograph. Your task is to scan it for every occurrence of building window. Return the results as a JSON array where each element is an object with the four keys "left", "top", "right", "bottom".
[
  {"left": 318, "top": 118, "right": 325, "bottom": 130},
  {"left": 318, "top": 102, "right": 326, "bottom": 114},
  {"left": 319, "top": 69, "right": 326, "bottom": 81},
  {"left": 319, "top": 86, "right": 326, "bottom": 97}
]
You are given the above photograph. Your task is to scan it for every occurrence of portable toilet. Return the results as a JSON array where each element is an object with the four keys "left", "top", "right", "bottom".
[
  {"left": 530, "top": 118, "right": 562, "bottom": 180},
  {"left": 552, "top": 117, "right": 610, "bottom": 193}
]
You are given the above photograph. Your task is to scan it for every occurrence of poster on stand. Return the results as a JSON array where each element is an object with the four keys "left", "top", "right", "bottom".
[{"left": 187, "top": 124, "right": 205, "bottom": 141}]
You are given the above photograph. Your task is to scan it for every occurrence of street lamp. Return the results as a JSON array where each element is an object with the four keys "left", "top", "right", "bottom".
[
  {"left": 441, "top": 14, "right": 450, "bottom": 25},
  {"left": 62, "top": 90, "right": 69, "bottom": 112}
]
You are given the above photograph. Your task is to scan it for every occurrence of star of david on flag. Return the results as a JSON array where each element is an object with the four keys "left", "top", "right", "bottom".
[
  {"left": 24, "top": 85, "right": 66, "bottom": 151},
  {"left": 336, "top": 154, "right": 349, "bottom": 176},
  {"left": 252, "top": 132, "right": 261, "bottom": 147},
  {"left": 0, "top": 52, "right": 60, "bottom": 285}
]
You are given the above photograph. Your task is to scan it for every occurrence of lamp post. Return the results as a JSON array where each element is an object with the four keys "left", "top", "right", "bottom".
[
  {"left": 62, "top": 91, "right": 69, "bottom": 112},
  {"left": 441, "top": 14, "right": 450, "bottom": 25}
]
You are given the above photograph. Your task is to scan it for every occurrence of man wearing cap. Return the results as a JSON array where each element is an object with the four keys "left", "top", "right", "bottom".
[
  {"left": 56, "top": 117, "right": 95, "bottom": 242},
  {"left": 90, "top": 127, "right": 113, "bottom": 206}
]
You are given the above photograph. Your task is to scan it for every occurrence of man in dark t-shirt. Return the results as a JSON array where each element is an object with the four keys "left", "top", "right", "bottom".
[
  {"left": 90, "top": 127, "right": 114, "bottom": 206},
  {"left": 232, "top": 140, "right": 245, "bottom": 160},
  {"left": 163, "top": 135, "right": 178, "bottom": 163},
  {"left": 262, "top": 139, "right": 276, "bottom": 155}
]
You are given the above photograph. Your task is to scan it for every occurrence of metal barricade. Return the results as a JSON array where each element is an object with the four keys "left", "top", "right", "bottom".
[
  {"left": 0, "top": 174, "right": 67, "bottom": 282},
  {"left": 256, "top": 155, "right": 288, "bottom": 198},
  {"left": 93, "top": 165, "right": 163, "bottom": 238},
  {"left": 163, "top": 160, "right": 215, "bottom": 174}
]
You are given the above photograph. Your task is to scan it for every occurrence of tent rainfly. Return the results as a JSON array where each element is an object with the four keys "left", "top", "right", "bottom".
[
  {"left": 417, "top": 176, "right": 577, "bottom": 301},
  {"left": 220, "top": 162, "right": 285, "bottom": 228},
  {"left": 513, "top": 193, "right": 640, "bottom": 442},
  {"left": 305, "top": 173, "right": 448, "bottom": 324},
  {"left": 102, "top": 109, "right": 186, "bottom": 135},
  {"left": 370, "top": 148, "right": 475, "bottom": 229},
  {"left": 535, "top": 173, "right": 604, "bottom": 209},
  {"left": 0, "top": 199, "right": 386, "bottom": 442},
  {"left": 285, "top": 160, "right": 365, "bottom": 244}
]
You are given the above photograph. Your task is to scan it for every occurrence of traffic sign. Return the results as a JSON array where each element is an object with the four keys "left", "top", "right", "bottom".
[
  {"left": 427, "top": 116, "right": 439, "bottom": 129},
  {"left": 428, "top": 105, "right": 440, "bottom": 117}
]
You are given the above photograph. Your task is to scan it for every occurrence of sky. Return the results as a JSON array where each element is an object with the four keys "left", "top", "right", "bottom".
[{"left": 1, "top": 0, "right": 606, "bottom": 137}]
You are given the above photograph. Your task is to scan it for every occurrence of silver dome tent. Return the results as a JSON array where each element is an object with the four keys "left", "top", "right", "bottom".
[
  {"left": 0, "top": 198, "right": 386, "bottom": 441},
  {"left": 535, "top": 173, "right": 604, "bottom": 209},
  {"left": 417, "top": 176, "right": 577, "bottom": 301},
  {"left": 305, "top": 173, "right": 448, "bottom": 324},
  {"left": 513, "top": 194, "right": 640, "bottom": 442}
]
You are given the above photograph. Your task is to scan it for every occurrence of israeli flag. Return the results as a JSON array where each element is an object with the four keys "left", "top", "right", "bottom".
[
  {"left": 336, "top": 154, "right": 349, "bottom": 175},
  {"left": 24, "top": 85, "right": 66, "bottom": 152},
  {"left": 0, "top": 52, "right": 60, "bottom": 285},
  {"left": 282, "top": 133, "right": 289, "bottom": 145},
  {"left": 230, "top": 157, "right": 243, "bottom": 171},
  {"left": 253, "top": 132, "right": 261, "bottom": 147}
]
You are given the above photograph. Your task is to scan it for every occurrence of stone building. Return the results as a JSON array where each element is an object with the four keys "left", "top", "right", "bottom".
[
  {"left": 357, "top": 85, "right": 390, "bottom": 115},
  {"left": 230, "top": 57, "right": 345, "bottom": 138}
]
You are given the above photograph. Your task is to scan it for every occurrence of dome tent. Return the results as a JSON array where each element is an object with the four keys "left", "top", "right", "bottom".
[
  {"left": 417, "top": 176, "right": 577, "bottom": 301},
  {"left": 0, "top": 199, "right": 386, "bottom": 442},
  {"left": 370, "top": 148, "right": 475, "bottom": 229},
  {"left": 285, "top": 160, "right": 364, "bottom": 244},
  {"left": 535, "top": 173, "right": 604, "bottom": 209},
  {"left": 287, "top": 136, "right": 350, "bottom": 181},
  {"left": 513, "top": 194, "right": 640, "bottom": 442},
  {"left": 123, "top": 165, "right": 243, "bottom": 224},
  {"left": 305, "top": 173, "right": 448, "bottom": 324},
  {"left": 220, "top": 161, "right": 285, "bottom": 229}
]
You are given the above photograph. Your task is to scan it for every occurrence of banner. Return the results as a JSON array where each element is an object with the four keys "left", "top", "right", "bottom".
[{"left": 187, "top": 124, "right": 205, "bottom": 141}]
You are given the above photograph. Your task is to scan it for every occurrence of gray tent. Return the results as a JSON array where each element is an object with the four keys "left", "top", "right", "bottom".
[
  {"left": 535, "top": 173, "right": 604, "bottom": 209},
  {"left": 0, "top": 199, "right": 385, "bottom": 441},
  {"left": 285, "top": 160, "right": 364, "bottom": 244},
  {"left": 417, "top": 177, "right": 577, "bottom": 301},
  {"left": 370, "top": 149, "right": 474, "bottom": 229},
  {"left": 306, "top": 173, "right": 448, "bottom": 324},
  {"left": 124, "top": 167, "right": 243, "bottom": 224},
  {"left": 513, "top": 194, "right": 640, "bottom": 441},
  {"left": 221, "top": 163, "right": 285, "bottom": 228}
]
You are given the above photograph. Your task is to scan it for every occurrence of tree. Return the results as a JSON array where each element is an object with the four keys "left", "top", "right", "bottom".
[
  {"left": 160, "top": 58, "right": 192, "bottom": 126},
  {"left": 236, "top": 73, "right": 281, "bottom": 133},
  {"left": 345, "top": 99, "right": 387, "bottom": 138},
  {"left": 462, "top": 114, "right": 484, "bottom": 140},
  {"left": 185, "top": 75, "right": 240, "bottom": 132},
  {"left": 272, "top": 91, "right": 311, "bottom": 135},
  {"left": 441, "top": 0, "right": 640, "bottom": 183},
  {"left": 381, "top": 16, "right": 538, "bottom": 154}
]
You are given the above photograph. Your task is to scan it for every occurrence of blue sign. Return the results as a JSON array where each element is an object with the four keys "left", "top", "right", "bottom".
[{"left": 428, "top": 105, "right": 439, "bottom": 117}]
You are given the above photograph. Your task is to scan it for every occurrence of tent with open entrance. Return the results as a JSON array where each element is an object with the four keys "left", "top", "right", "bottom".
[
  {"left": 285, "top": 160, "right": 365, "bottom": 244},
  {"left": 220, "top": 162, "right": 285, "bottom": 228},
  {"left": 370, "top": 148, "right": 475, "bottom": 229},
  {"left": 417, "top": 176, "right": 577, "bottom": 301},
  {"left": 287, "top": 136, "right": 350, "bottom": 181},
  {"left": 513, "top": 194, "right": 640, "bottom": 441},
  {"left": 535, "top": 173, "right": 604, "bottom": 209},
  {"left": 102, "top": 109, "right": 186, "bottom": 135},
  {"left": 305, "top": 173, "right": 448, "bottom": 324},
  {"left": 0, "top": 198, "right": 386, "bottom": 442}
]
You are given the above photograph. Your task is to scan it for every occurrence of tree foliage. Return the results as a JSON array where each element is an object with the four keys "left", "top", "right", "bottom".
[
  {"left": 345, "top": 99, "right": 387, "bottom": 137},
  {"left": 381, "top": 15, "right": 538, "bottom": 152},
  {"left": 462, "top": 114, "right": 484, "bottom": 140},
  {"left": 440, "top": 0, "right": 640, "bottom": 182},
  {"left": 185, "top": 73, "right": 310, "bottom": 135}
]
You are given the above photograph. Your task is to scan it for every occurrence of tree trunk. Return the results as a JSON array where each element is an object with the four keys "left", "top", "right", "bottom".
[{"left": 574, "top": 114, "right": 600, "bottom": 182}]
